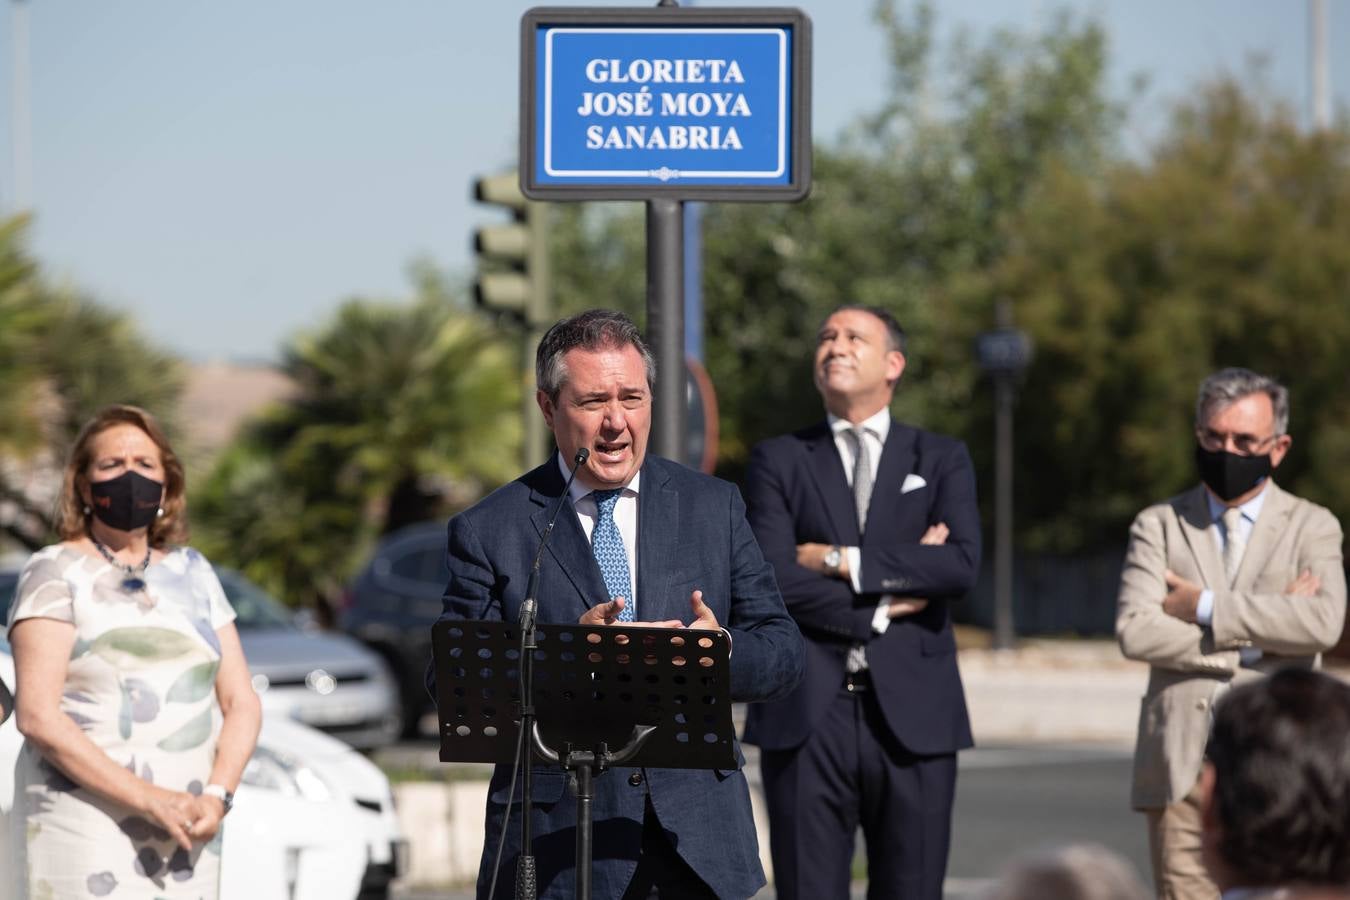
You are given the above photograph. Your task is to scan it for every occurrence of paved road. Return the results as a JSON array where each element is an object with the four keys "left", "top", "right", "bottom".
[
  {"left": 391, "top": 743, "right": 1145, "bottom": 899},
  {"left": 948, "top": 744, "right": 1147, "bottom": 892}
]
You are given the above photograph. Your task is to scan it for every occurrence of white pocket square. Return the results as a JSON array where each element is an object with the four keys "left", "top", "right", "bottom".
[{"left": 901, "top": 474, "right": 927, "bottom": 494}]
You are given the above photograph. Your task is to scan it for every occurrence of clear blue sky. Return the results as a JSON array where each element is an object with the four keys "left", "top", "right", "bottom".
[{"left": 1, "top": 1, "right": 1345, "bottom": 362}]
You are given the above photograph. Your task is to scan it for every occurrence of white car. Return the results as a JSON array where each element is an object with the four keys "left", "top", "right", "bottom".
[
  {"left": 217, "top": 569, "right": 405, "bottom": 750},
  {"left": 0, "top": 635, "right": 407, "bottom": 900}
]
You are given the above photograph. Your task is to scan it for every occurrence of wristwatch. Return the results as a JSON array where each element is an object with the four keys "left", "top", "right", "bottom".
[
  {"left": 203, "top": 783, "right": 234, "bottom": 815},
  {"left": 822, "top": 545, "right": 842, "bottom": 578}
]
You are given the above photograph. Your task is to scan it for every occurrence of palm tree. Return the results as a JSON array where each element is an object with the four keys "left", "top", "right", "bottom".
[
  {"left": 192, "top": 263, "right": 522, "bottom": 613},
  {"left": 0, "top": 216, "right": 183, "bottom": 550}
]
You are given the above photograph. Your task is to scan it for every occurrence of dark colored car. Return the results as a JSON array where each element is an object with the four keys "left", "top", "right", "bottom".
[
  {"left": 0, "top": 569, "right": 16, "bottom": 625},
  {"left": 338, "top": 521, "right": 448, "bottom": 736}
]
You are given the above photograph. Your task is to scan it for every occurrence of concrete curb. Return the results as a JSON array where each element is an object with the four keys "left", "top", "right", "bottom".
[
  {"left": 959, "top": 641, "right": 1145, "bottom": 747},
  {"left": 393, "top": 640, "right": 1146, "bottom": 889}
]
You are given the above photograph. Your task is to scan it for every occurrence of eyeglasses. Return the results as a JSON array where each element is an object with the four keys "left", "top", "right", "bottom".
[{"left": 1196, "top": 427, "right": 1280, "bottom": 456}]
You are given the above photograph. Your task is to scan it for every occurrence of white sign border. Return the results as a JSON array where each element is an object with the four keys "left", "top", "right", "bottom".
[{"left": 541, "top": 26, "right": 788, "bottom": 181}]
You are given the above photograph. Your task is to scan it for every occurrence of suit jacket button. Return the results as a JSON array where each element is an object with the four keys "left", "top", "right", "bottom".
[
  {"left": 1196, "top": 699, "right": 1208, "bottom": 710},
  {"left": 628, "top": 771, "right": 644, "bottom": 787}
]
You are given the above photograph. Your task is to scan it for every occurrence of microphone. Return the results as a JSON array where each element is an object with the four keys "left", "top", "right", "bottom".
[
  {"left": 520, "top": 447, "right": 589, "bottom": 631},
  {"left": 513, "top": 446, "right": 588, "bottom": 900}
]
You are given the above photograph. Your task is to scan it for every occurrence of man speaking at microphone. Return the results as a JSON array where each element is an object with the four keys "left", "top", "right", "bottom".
[{"left": 434, "top": 308, "right": 804, "bottom": 899}]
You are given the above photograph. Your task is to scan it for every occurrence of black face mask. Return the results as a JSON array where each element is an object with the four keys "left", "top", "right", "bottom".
[
  {"left": 1195, "top": 444, "right": 1272, "bottom": 502},
  {"left": 88, "top": 471, "right": 164, "bottom": 532}
]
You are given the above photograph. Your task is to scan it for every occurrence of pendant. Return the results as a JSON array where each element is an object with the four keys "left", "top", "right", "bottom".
[{"left": 122, "top": 576, "right": 147, "bottom": 592}]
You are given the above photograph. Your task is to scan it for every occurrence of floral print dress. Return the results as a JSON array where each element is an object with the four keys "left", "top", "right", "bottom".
[{"left": 6, "top": 544, "right": 236, "bottom": 900}]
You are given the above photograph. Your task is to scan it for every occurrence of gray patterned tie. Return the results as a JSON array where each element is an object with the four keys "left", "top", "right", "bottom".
[
  {"left": 849, "top": 426, "right": 874, "bottom": 535},
  {"left": 845, "top": 426, "right": 874, "bottom": 674},
  {"left": 591, "top": 489, "right": 635, "bottom": 622},
  {"left": 1222, "top": 506, "right": 1246, "bottom": 585},
  {"left": 1222, "top": 506, "right": 1262, "bottom": 668}
]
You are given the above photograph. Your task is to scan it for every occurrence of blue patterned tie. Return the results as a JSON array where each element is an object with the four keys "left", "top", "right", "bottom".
[{"left": 591, "top": 489, "right": 634, "bottom": 622}]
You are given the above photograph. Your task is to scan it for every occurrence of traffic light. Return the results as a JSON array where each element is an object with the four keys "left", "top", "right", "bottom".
[
  {"left": 472, "top": 171, "right": 550, "bottom": 327},
  {"left": 471, "top": 170, "right": 553, "bottom": 468}
]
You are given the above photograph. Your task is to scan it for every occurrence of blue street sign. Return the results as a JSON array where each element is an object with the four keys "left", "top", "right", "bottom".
[{"left": 520, "top": 8, "right": 811, "bottom": 201}]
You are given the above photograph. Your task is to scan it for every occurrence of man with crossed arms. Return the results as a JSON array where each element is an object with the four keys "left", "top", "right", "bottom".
[
  {"left": 744, "top": 305, "right": 981, "bottom": 899},
  {"left": 1117, "top": 367, "right": 1346, "bottom": 900}
]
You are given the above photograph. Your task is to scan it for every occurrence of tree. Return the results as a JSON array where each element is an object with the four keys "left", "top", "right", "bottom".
[
  {"left": 0, "top": 216, "right": 183, "bottom": 551},
  {"left": 0, "top": 215, "right": 48, "bottom": 460},
  {"left": 538, "top": 0, "right": 1350, "bottom": 568},
  {"left": 191, "top": 263, "right": 523, "bottom": 611},
  {"left": 548, "top": 2, "right": 1122, "bottom": 484},
  {"left": 978, "top": 79, "right": 1350, "bottom": 551}
]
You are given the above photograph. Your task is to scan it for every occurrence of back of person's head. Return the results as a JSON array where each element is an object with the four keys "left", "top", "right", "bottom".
[
  {"left": 1204, "top": 668, "right": 1350, "bottom": 889},
  {"left": 982, "top": 843, "right": 1149, "bottom": 900}
]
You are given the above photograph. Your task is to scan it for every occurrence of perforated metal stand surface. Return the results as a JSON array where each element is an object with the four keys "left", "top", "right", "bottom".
[{"left": 432, "top": 619, "right": 735, "bottom": 770}]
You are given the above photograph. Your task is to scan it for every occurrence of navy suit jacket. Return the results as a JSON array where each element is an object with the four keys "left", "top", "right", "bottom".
[
  {"left": 742, "top": 420, "right": 980, "bottom": 756},
  {"left": 435, "top": 454, "right": 803, "bottom": 900}
]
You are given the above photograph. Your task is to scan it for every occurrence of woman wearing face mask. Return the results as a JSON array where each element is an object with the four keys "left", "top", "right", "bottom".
[{"left": 5, "top": 405, "right": 261, "bottom": 899}]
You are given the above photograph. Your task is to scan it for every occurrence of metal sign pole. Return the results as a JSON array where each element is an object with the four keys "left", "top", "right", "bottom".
[
  {"left": 647, "top": 198, "right": 686, "bottom": 465},
  {"left": 993, "top": 372, "right": 1015, "bottom": 650}
]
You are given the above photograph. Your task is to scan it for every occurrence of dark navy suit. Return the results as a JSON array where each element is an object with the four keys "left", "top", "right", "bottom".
[
  {"left": 436, "top": 455, "right": 803, "bottom": 900},
  {"left": 743, "top": 420, "right": 980, "bottom": 899}
]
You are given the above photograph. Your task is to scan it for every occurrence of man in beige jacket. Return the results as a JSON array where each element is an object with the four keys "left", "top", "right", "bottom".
[{"left": 1116, "top": 367, "right": 1346, "bottom": 900}]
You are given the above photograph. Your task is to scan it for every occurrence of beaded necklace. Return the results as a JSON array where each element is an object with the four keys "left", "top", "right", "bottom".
[{"left": 91, "top": 538, "right": 152, "bottom": 592}]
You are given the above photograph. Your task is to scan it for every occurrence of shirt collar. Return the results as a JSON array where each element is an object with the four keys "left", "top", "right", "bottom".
[
  {"left": 554, "top": 451, "right": 641, "bottom": 505},
  {"left": 827, "top": 407, "right": 891, "bottom": 443},
  {"left": 1206, "top": 481, "right": 1268, "bottom": 526}
]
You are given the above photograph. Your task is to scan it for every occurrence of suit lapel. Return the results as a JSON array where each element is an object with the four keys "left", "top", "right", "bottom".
[
  {"left": 530, "top": 465, "right": 607, "bottom": 617},
  {"left": 1175, "top": 485, "right": 1225, "bottom": 590},
  {"left": 636, "top": 460, "right": 682, "bottom": 623},
  {"left": 865, "top": 422, "right": 916, "bottom": 544},
  {"left": 1235, "top": 481, "right": 1293, "bottom": 588},
  {"left": 805, "top": 424, "right": 860, "bottom": 544}
]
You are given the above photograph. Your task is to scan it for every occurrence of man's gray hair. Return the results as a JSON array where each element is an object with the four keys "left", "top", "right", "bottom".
[
  {"left": 1195, "top": 368, "right": 1290, "bottom": 435},
  {"left": 535, "top": 308, "right": 656, "bottom": 401}
]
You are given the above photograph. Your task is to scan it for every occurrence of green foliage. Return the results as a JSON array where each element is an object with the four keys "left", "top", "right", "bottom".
[
  {"left": 0, "top": 216, "right": 183, "bottom": 550},
  {"left": 550, "top": 1, "right": 1123, "bottom": 485},
  {"left": 0, "top": 215, "right": 48, "bottom": 460},
  {"left": 550, "top": 203, "right": 647, "bottom": 321},
  {"left": 981, "top": 81, "right": 1350, "bottom": 550},
  {"left": 546, "top": 1, "right": 1350, "bottom": 557},
  {"left": 191, "top": 264, "right": 523, "bottom": 610},
  {"left": 35, "top": 290, "right": 184, "bottom": 447}
]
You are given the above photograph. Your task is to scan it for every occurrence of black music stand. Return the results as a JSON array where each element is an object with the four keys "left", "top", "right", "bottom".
[{"left": 432, "top": 619, "right": 736, "bottom": 900}]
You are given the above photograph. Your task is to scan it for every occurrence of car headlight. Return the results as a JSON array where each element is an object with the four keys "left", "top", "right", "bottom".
[{"left": 240, "top": 745, "right": 333, "bottom": 803}]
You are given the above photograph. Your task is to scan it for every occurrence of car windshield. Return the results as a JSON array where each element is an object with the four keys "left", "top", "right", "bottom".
[{"left": 216, "top": 571, "right": 298, "bottom": 631}]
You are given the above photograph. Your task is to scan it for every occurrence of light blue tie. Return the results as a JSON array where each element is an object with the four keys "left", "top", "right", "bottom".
[{"left": 591, "top": 489, "right": 634, "bottom": 622}]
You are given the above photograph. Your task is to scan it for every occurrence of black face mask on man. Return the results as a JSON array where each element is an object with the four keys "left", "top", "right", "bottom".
[
  {"left": 1194, "top": 444, "right": 1272, "bottom": 502},
  {"left": 88, "top": 470, "right": 164, "bottom": 532}
]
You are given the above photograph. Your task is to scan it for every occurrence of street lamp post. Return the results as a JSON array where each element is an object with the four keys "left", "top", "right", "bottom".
[{"left": 976, "top": 305, "right": 1032, "bottom": 651}]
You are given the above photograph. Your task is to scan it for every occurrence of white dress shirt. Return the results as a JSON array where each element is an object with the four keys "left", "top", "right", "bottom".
[
  {"left": 559, "top": 452, "right": 640, "bottom": 610},
  {"left": 1195, "top": 483, "right": 1267, "bottom": 666},
  {"left": 827, "top": 408, "right": 893, "bottom": 634}
]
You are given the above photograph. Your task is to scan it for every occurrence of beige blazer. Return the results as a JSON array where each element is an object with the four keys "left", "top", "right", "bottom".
[{"left": 1116, "top": 481, "right": 1346, "bottom": 810}]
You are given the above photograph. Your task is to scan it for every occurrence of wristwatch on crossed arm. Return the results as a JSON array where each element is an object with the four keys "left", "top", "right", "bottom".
[{"left": 822, "top": 545, "right": 843, "bottom": 578}]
